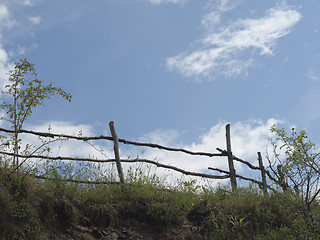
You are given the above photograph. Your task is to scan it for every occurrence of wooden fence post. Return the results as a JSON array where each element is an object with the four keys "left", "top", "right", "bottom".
[
  {"left": 257, "top": 152, "right": 267, "bottom": 195},
  {"left": 109, "top": 121, "right": 124, "bottom": 184},
  {"left": 226, "top": 124, "right": 237, "bottom": 191}
]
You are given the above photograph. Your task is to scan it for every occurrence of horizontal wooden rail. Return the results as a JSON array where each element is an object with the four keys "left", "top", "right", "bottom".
[
  {"left": 0, "top": 151, "right": 110, "bottom": 163},
  {"left": 217, "top": 148, "right": 260, "bottom": 170},
  {"left": 208, "top": 167, "right": 276, "bottom": 192},
  {"left": 120, "top": 139, "right": 225, "bottom": 157},
  {"left": 0, "top": 151, "right": 229, "bottom": 180},
  {"left": 34, "top": 175, "right": 118, "bottom": 185},
  {"left": 122, "top": 159, "right": 229, "bottom": 179},
  {"left": 0, "top": 127, "right": 224, "bottom": 158},
  {"left": 216, "top": 148, "right": 277, "bottom": 187},
  {"left": 0, "top": 126, "right": 278, "bottom": 191}
]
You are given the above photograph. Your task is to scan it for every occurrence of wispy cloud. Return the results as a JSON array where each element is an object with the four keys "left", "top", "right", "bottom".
[
  {"left": 149, "top": 0, "right": 188, "bottom": 5},
  {"left": 307, "top": 68, "right": 320, "bottom": 82},
  {"left": 166, "top": 3, "right": 302, "bottom": 79},
  {"left": 0, "top": 3, "right": 42, "bottom": 90},
  {"left": 0, "top": 4, "right": 15, "bottom": 29},
  {"left": 202, "top": 0, "right": 240, "bottom": 29},
  {"left": 139, "top": 129, "right": 180, "bottom": 146},
  {"left": 28, "top": 15, "right": 41, "bottom": 25},
  {"left": 0, "top": 4, "right": 15, "bottom": 90},
  {"left": 21, "top": 0, "right": 33, "bottom": 6}
]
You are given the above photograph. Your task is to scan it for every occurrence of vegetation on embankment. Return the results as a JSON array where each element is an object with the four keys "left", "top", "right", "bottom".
[
  {"left": 1, "top": 165, "right": 320, "bottom": 240},
  {"left": 2, "top": 58, "right": 320, "bottom": 239}
]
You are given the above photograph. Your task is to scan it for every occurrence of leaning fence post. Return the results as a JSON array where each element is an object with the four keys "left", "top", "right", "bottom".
[
  {"left": 109, "top": 121, "right": 124, "bottom": 184},
  {"left": 226, "top": 124, "right": 237, "bottom": 191},
  {"left": 257, "top": 152, "right": 267, "bottom": 195}
]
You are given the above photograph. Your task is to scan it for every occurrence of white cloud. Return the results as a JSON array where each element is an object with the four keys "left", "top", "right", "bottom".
[
  {"left": 0, "top": 54, "right": 13, "bottom": 90},
  {"left": 0, "top": 4, "right": 15, "bottom": 29},
  {"left": 187, "top": 118, "right": 280, "bottom": 166},
  {"left": 202, "top": 0, "right": 240, "bottom": 28},
  {"left": 3, "top": 118, "right": 286, "bottom": 187},
  {"left": 0, "top": 48, "right": 8, "bottom": 65},
  {"left": 167, "top": 4, "right": 302, "bottom": 79},
  {"left": 202, "top": 7, "right": 302, "bottom": 54},
  {"left": 21, "top": 0, "right": 33, "bottom": 6},
  {"left": 8, "top": 121, "right": 115, "bottom": 180},
  {"left": 149, "top": 0, "right": 188, "bottom": 4},
  {"left": 201, "top": 11, "right": 221, "bottom": 30},
  {"left": 125, "top": 118, "right": 282, "bottom": 187},
  {"left": 22, "top": 121, "right": 114, "bottom": 159},
  {"left": 307, "top": 68, "right": 320, "bottom": 82},
  {"left": 0, "top": 5, "right": 15, "bottom": 90},
  {"left": 139, "top": 129, "right": 180, "bottom": 146},
  {"left": 0, "top": 3, "right": 40, "bottom": 91},
  {"left": 28, "top": 16, "right": 41, "bottom": 25},
  {"left": 0, "top": 5, "right": 10, "bottom": 21}
]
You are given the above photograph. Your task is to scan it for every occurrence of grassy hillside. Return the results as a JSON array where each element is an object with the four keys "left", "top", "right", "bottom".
[{"left": 1, "top": 165, "right": 320, "bottom": 240}]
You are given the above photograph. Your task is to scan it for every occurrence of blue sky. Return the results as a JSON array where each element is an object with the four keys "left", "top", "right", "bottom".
[{"left": 0, "top": 0, "right": 319, "bottom": 185}]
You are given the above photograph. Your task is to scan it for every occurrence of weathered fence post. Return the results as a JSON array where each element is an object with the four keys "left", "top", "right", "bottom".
[
  {"left": 109, "top": 121, "right": 124, "bottom": 184},
  {"left": 257, "top": 152, "right": 267, "bottom": 195},
  {"left": 226, "top": 124, "right": 237, "bottom": 191}
]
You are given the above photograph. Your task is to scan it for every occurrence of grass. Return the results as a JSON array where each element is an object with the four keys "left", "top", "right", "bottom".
[{"left": 1, "top": 162, "right": 320, "bottom": 240}]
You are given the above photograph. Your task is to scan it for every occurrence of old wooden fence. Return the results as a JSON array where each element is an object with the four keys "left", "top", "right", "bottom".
[{"left": 0, "top": 121, "right": 277, "bottom": 193}]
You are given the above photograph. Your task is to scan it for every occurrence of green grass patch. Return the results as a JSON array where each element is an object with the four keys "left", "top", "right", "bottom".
[{"left": 1, "top": 164, "right": 320, "bottom": 239}]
